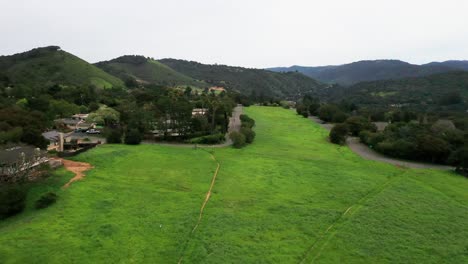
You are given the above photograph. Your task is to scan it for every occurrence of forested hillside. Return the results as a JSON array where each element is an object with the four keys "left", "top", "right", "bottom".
[
  {"left": 324, "top": 71, "right": 468, "bottom": 111},
  {"left": 0, "top": 46, "right": 124, "bottom": 94},
  {"left": 160, "top": 59, "right": 326, "bottom": 99},
  {"left": 95, "top": 55, "right": 208, "bottom": 88},
  {"left": 269, "top": 60, "right": 467, "bottom": 86}
]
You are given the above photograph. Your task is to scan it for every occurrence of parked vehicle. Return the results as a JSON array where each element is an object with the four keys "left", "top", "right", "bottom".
[{"left": 86, "top": 129, "right": 101, "bottom": 134}]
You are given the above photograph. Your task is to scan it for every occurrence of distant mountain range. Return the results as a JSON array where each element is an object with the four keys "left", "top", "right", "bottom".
[
  {"left": 0, "top": 46, "right": 326, "bottom": 99},
  {"left": 268, "top": 60, "right": 468, "bottom": 86}
]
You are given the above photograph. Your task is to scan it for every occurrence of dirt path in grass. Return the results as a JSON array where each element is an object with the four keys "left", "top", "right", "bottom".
[
  {"left": 57, "top": 159, "right": 93, "bottom": 188},
  {"left": 178, "top": 151, "right": 221, "bottom": 264},
  {"left": 308, "top": 116, "right": 454, "bottom": 170}
]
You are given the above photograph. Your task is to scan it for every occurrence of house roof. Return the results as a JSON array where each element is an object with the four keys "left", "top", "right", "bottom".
[
  {"left": 42, "top": 130, "right": 61, "bottom": 141},
  {"left": 0, "top": 145, "right": 45, "bottom": 165}
]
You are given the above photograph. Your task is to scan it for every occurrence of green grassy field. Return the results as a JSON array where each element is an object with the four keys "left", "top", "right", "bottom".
[{"left": 1, "top": 107, "right": 467, "bottom": 263}]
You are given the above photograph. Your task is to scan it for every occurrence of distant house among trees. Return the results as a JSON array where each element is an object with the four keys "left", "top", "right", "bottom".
[
  {"left": 192, "top": 108, "right": 208, "bottom": 116},
  {"left": 209, "top": 87, "right": 226, "bottom": 93}
]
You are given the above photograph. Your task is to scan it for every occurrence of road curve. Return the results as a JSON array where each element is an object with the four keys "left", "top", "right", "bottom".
[{"left": 308, "top": 116, "right": 454, "bottom": 170}]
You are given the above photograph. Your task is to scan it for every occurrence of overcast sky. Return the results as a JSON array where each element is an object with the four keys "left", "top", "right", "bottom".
[{"left": 1, "top": 0, "right": 468, "bottom": 68}]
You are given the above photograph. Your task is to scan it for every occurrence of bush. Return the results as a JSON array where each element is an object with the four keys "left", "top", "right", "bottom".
[
  {"left": 329, "top": 123, "right": 349, "bottom": 145},
  {"left": 106, "top": 129, "right": 122, "bottom": 144},
  {"left": 124, "top": 129, "right": 142, "bottom": 145},
  {"left": 240, "top": 127, "right": 256, "bottom": 144},
  {"left": 35, "top": 192, "right": 58, "bottom": 209},
  {"left": 240, "top": 114, "right": 255, "bottom": 128},
  {"left": 189, "top": 133, "right": 225, "bottom": 144},
  {"left": 345, "top": 116, "right": 377, "bottom": 136},
  {"left": 0, "top": 185, "right": 27, "bottom": 219},
  {"left": 230, "top": 131, "right": 246, "bottom": 148}
]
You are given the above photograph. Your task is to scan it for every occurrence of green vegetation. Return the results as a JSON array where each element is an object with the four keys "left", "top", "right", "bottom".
[
  {"left": 327, "top": 71, "right": 468, "bottom": 112},
  {"left": 269, "top": 59, "right": 467, "bottom": 86},
  {"left": 159, "top": 59, "right": 326, "bottom": 99},
  {"left": 0, "top": 46, "right": 124, "bottom": 91},
  {"left": 1, "top": 107, "right": 467, "bottom": 263},
  {"left": 95, "top": 55, "right": 208, "bottom": 88}
]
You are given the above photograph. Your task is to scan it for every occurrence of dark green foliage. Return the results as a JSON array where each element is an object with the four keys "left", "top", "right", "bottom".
[
  {"left": 345, "top": 116, "right": 377, "bottom": 136},
  {"left": 0, "top": 185, "right": 27, "bottom": 219},
  {"left": 329, "top": 123, "right": 349, "bottom": 145},
  {"left": 159, "top": 59, "right": 326, "bottom": 99},
  {"left": 35, "top": 192, "right": 58, "bottom": 209},
  {"left": 124, "top": 129, "right": 142, "bottom": 145},
  {"left": 0, "top": 46, "right": 124, "bottom": 90},
  {"left": 359, "top": 122, "right": 458, "bottom": 164},
  {"left": 106, "top": 129, "right": 122, "bottom": 144},
  {"left": 95, "top": 56, "right": 206, "bottom": 88},
  {"left": 327, "top": 71, "right": 468, "bottom": 112},
  {"left": 188, "top": 133, "right": 225, "bottom": 144},
  {"left": 318, "top": 104, "right": 347, "bottom": 123},
  {"left": 240, "top": 114, "right": 255, "bottom": 128},
  {"left": 229, "top": 131, "right": 246, "bottom": 148},
  {"left": 240, "top": 127, "right": 256, "bottom": 144}
]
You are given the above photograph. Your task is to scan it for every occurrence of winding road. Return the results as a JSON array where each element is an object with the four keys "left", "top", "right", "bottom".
[{"left": 308, "top": 116, "right": 454, "bottom": 170}]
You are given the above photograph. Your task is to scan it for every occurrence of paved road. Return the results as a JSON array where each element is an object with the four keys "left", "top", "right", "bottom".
[
  {"left": 142, "top": 105, "right": 243, "bottom": 148},
  {"left": 308, "top": 116, "right": 454, "bottom": 170}
]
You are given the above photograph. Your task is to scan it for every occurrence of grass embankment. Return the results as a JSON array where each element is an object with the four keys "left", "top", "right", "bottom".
[{"left": 1, "top": 107, "right": 467, "bottom": 263}]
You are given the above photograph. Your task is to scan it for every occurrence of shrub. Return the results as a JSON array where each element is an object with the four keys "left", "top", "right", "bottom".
[
  {"left": 329, "top": 123, "right": 349, "bottom": 145},
  {"left": 345, "top": 116, "right": 377, "bottom": 136},
  {"left": 124, "top": 129, "right": 142, "bottom": 145},
  {"left": 189, "top": 133, "right": 225, "bottom": 144},
  {"left": 35, "top": 192, "right": 58, "bottom": 209},
  {"left": 0, "top": 185, "right": 27, "bottom": 219},
  {"left": 106, "top": 129, "right": 122, "bottom": 144},
  {"left": 240, "top": 114, "right": 255, "bottom": 128},
  {"left": 240, "top": 127, "right": 256, "bottom": 144},
  {"left": 229, "top": 131, "right": 246, "bottom": 148}
]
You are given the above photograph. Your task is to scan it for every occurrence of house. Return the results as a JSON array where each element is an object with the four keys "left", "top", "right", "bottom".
[
  {"left": 71, "top": 114, "right": 89, "bottom": 121},
  {"left": 42, "top": 130, "right": 72, "bottom": 151},
  {"left": 192, "top": 108, "right": 208, "bottom": 117},
  {"left": 209, "top": 86, "right": 226, "bottom": 93},
  {"left": 55, "top": 118, "right": 95, "bottom": 130},
  {"left": 0, "top": 145, "right": 48, "bottom": 181}
]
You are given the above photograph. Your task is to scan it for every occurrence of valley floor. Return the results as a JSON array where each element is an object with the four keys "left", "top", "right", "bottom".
[{"left": 0, "top": 107, "right": 467, "bottom": 263}]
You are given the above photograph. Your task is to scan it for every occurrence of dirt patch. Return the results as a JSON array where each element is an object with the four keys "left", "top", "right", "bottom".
[{"left": 56, "top": 158, "right": 93, "bottom": 188}]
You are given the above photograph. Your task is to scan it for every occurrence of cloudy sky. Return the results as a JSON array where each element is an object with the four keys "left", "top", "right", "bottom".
[{"left": 1, "top": 0, "right": 468, "bottom": 68}]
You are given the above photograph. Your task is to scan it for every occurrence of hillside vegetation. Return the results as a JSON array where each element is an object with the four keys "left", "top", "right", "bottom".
[
  {"left": 160, "top": 59, "right": 326, "bottom": 99},
  {"left": 0, "top": 46, "right": 124, "bottom": 90},
  {"left": 326, "top": 71, "right": 468, "bottom": 111},
  {"left": 95, "top": 55, "right": 208, "bottom": 88},
  {"left": 1, "top": 107, "right": 467, "bottom": 263},
  {"left": 269, "top": 60, "right": 468, "bottom": 86}
]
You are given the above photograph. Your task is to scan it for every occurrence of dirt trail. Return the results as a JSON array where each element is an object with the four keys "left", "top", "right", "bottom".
[
  {"left": 56, "top": 159, "right": 93, "bottom": 188},
  {"left": 178, "top": 151, "right": 221, "bottom": 264}
]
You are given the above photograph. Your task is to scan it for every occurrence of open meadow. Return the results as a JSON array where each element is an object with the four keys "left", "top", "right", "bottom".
[{"left": 1, "top": 107, "right": 467, "bottom": 263}]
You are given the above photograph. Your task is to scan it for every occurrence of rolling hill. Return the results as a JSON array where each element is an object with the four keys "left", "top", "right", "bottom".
[
  {"left": 269, "top": 60, "right": 468, "bottom": 86},
  {"left": 325, "top": 71, "right": 468, "bottom": 111},
  {"left": 0, "top": 46, "right": 124, "bottom": 90},
  {"left": 159, "top": 59, "right": 326, "bottom": 99},
  {"left": 95, "top": 55, "right": 208, "bottom": 88}
]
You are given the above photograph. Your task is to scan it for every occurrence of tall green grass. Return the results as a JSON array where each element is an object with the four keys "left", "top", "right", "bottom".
[{"left": 0, "top": 106, "right": 466, "bottom": 263}]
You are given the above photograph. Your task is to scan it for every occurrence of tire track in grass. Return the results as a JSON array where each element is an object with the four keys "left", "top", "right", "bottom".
[
  {"left": 178, "top": 149, "right": 221, "bottom": 264},
  {"left": 299, "top": 172, "right": 406, "bottom": 264}
]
